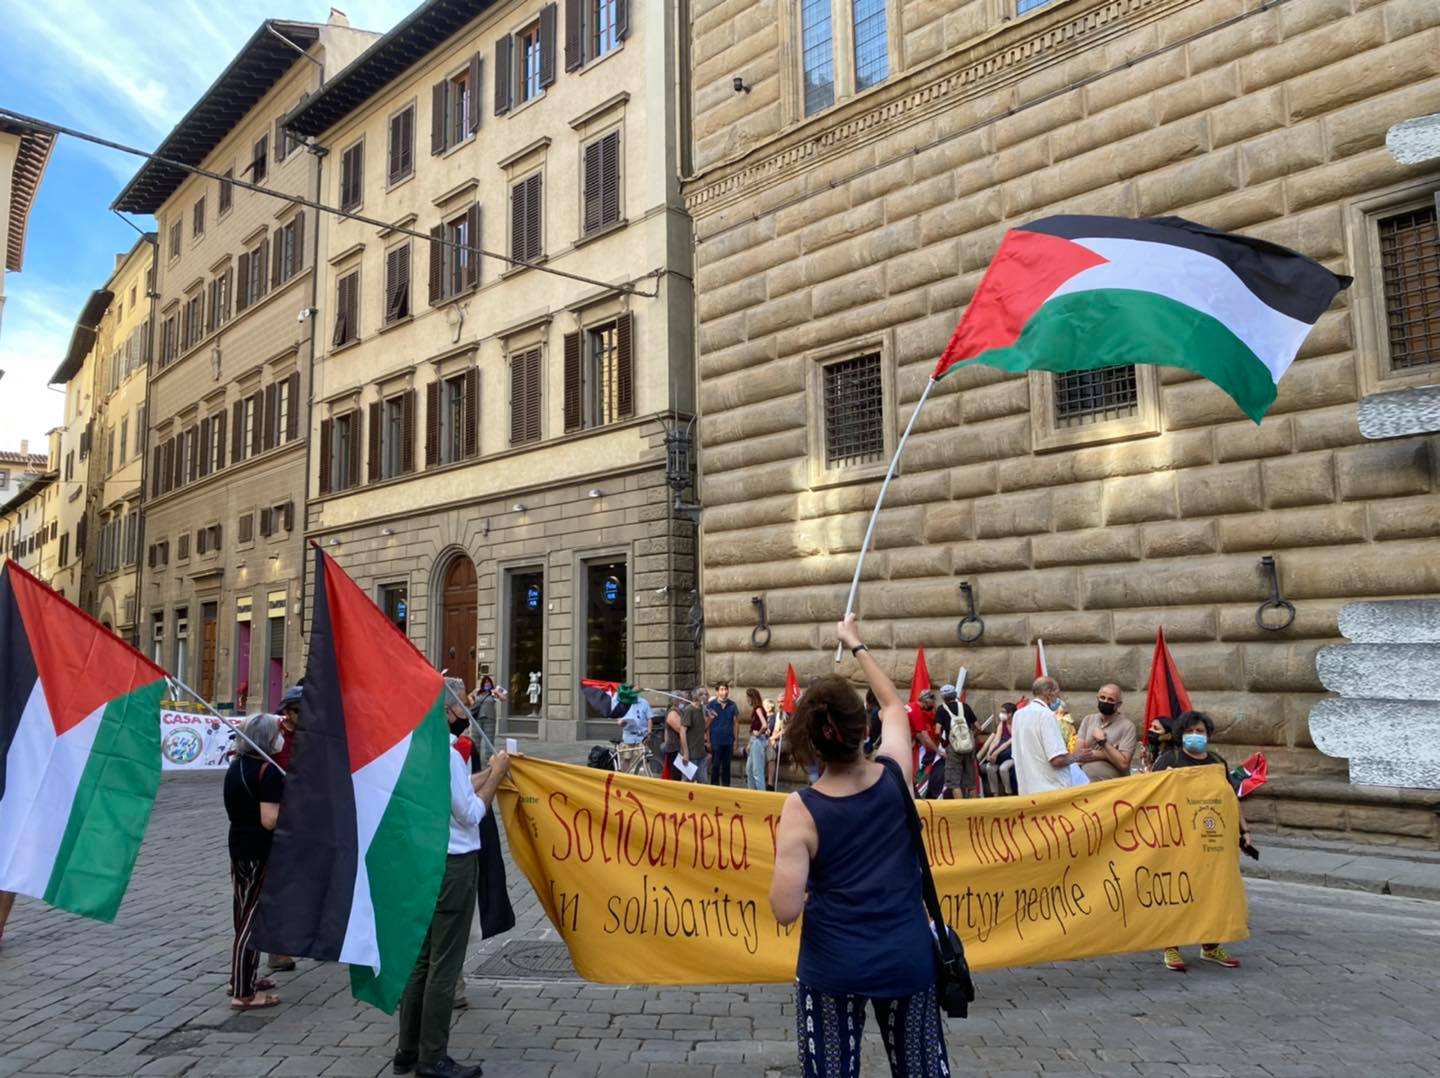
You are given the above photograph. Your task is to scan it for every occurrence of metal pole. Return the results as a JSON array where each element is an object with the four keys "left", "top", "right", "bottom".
[
  {"left": 441, "top": 678, "right": 497, "bottom": 760},
  {"left": 167, "top": 676, "right": 286, "bottom": 775},
  {"left": 835, "top": 378, "right": 938, "bottom": 662}
]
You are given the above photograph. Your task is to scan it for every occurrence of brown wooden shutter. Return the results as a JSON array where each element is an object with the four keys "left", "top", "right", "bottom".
[
  {"left": 258, "top": 237, "right": 270, "bottom": 298},
  {"left": 275, "top": 118, "right": 286, "bottom": 162},
  {"left": 251, "top": 391, "right": 265, "bottom": 456},
  {"left": 583, "top": 138, "right": 602, "bottom": 234},
  {"left": 425, "top": 381, "right": 441, "bottom": 467},
  {"left": 401, "top": 390, "right": 416, "bottom": 473},
  {"left": 223, "top": 266, "right": 234, "bottom": 321},
  {"left": 510, "top": 354, "right": 526, "bottom": 445},
  {"left": 528, "top": 350, "right": 542, "bottom": 442},
  {"left": 263, "top": 384, "right": 278, "bottom": 450},
  {"left": 565, "top": 0, "right": 583, "bottom": 70},
  {"left": 494, "top": 36, "right": 512, "bottom": 115},
  {"left": 283, "top": 501, "right": 295, "bottom": 531},
  {"left": 318, "top": 420, "right": 332, "bottom": 494},
  {"left": 286, "top": 373, "right": 301, "bottom": 441},
  {"left": 510, "top": 180, "right": 527, "bottom": 262},
  {"left": 616, "top": 0, "right": 630, "bottom": 40},
  {"left": 332, "top": 274, "right": 348, "bottom": 345},
  {"left": 271, "top": 229, "right": 284, "bottom": 286},
  {"left": 397, "top": 244, "right": 410, "bottom": 319},
  {"left": 467, "top": 53, "right": 483, "bottom": 134},
  {"left": 563, "top": 331, "right": 583, "bottom": 432},
  {"left": 350, "top": 413, "right": 363, "bottom": 489},
  {"left": 239, "top": 514, "right": 252, "bottom": 543},
  {"left": 260, "top": 508, "right": 273, "bottom": 537},
  {"left": 428, "top": 225, "right": 444, "bottom": 305},
  {"left": 463, "top": 368, "right": 481, "bottom": 458},
  {"left": 539, "top": 4, "right": 558, "bottom": 87},
  {"left": 198, "top": 419, "right": 211, "bottom": 477},
  {"left": 197, "top": 527, "right": 207, "bottom": 555},
  {"left": 617, "top": 311, "right": 634, "bottom": 418},
  {"left": 148, "top": 545, "right": 156, "bottom": 568},
  {"left": 463, "top": 204, "right": 481, "bottom": 291},
  {"left": 293, "top": 213, "right": 305, "bottom": 273},
  {"left": 232, "top": 400, "right": 244, "bottom": 462},
  {"left": 235, "top": 253, "right": 250, "bottom": 312},
  {"left": 215, "top": 410, "right": 226, "bottom": 470},
  {"left": 368, "top": 402, "right": 382, "bottom": 482},
  {"left": 431, "top": 82, "right": 447, "bottom": 155},
  {"left": 529, "top": 174, "right": 543, "bottom": 260},
  {"left": 151, "top": 447, "right": 162, "bottom": 496},
  {"left": 600, "top": 131, "right": 621, "bottom": 227},
  {"left": 187, "top": 428, "right": 199, "bottom": 483}
]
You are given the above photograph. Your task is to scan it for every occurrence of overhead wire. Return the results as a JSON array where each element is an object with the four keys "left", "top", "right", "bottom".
[{"left": 0, "top": 106, "right": 659, "bottom": 300}]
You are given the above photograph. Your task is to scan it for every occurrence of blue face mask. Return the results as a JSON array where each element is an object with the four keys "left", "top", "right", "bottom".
[
  {"left": 1046, "top": 698, "right": 1062, "bottom": 712},
  {"left": 1182, "top": 733, "right": 1208, "bottom": 754}
]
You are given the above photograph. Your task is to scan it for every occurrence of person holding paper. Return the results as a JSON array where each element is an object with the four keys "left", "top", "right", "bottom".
[{"left": 769, "top": 615, "right": 950, "bottom": 1077}]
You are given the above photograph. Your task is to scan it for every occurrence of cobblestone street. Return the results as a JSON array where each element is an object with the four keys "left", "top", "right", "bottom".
[{"left": 1, "top": 763, "right": 1438, "bottom": 1078}]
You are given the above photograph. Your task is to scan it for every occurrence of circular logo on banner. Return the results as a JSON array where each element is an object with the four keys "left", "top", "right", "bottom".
[
  {"left": 526, "top": 584, "right": 542, "bottom": 610},
  {"left": 162, "top": 728, "right": 205, "bottom": 765},
  {"left": 603, "top": 576, "right": 621, "bottom": 604}
]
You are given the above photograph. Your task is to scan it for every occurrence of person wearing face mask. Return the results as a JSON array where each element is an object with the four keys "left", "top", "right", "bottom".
[
  {"left": 1075, "top": 683, "right": 1138, "bottom": 782},
  {"left": 1152, "top": 711, "right": 1250, "bottom": 972},
  {"left": 1011, "top": 677, "right": 1085, "bottom": 795}
]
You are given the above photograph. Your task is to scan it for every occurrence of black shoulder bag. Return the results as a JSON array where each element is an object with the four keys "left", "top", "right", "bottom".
[{"left": 885, "top": 759, "right": 976, "bottom": 1019}]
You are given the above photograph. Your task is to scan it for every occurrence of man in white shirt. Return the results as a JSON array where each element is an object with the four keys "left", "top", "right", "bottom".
[
  {"left": 394, "top": 746, "right": 510, "bottom": 1078},
  {"left": 1011, "top": 677, "right": 1082, "bottom": 795}
]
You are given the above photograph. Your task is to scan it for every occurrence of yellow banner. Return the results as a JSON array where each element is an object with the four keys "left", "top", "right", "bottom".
[{"left": 497, "top": 758, "right": 1248, "bottom": 984}]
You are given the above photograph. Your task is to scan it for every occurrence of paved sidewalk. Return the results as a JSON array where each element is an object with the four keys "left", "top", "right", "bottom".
[{"left": 1, "top": 740, "right": 1438, "bottom": 1077}]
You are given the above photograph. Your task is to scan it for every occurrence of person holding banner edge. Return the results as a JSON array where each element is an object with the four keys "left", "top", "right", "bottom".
[{"left": 770, "top": 615, "right": 951, "bottom": 1077}]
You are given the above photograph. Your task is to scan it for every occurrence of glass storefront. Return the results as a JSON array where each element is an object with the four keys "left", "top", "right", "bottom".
[
  {"left": 506, "top": 568, "right": 545, "bottom": 715},
  {"left": 583, "top": 557, "right": 627, "bottom": 719}
]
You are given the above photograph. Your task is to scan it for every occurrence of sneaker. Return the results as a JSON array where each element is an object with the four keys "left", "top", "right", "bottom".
[
  {"left": 1163, "top": 947, "right": 1186, "bottom": 972},
  {"left": 1200, "top": 945, "right": 1240, "bottom": 968},
  {"left": 415, "top": 1059, "right": 483, "bottom": 1078},
  {"left": 266, "top": 955, "right": 297, "bottom": 972},
  {"left": 393, "top": 1050, "right": 418, "bottom": 1075}
]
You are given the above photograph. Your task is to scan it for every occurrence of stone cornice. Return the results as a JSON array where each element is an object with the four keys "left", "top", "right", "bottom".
[{"left": 683, "top": 0, "right": 1204, "bottom": 216}]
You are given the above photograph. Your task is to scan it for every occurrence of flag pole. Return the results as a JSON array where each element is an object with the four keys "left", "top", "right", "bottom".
[
  {"left": 166, "top": 675, "right": 287, "bottom": 775},
  {"left": 440, "top": 678, "right": 498, "bottom": 759},
  {"left": 835, "top": 377, "right": 939, "bottom": 662}
]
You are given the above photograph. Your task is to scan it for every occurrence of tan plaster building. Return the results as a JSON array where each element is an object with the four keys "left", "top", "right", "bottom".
[
  {"left": 113, "top": 16, "right": 378, "bottom": 710},
  {"left": 684, "top": 0, "right": 1440, "bottom": 842},
  {"left": 47, "top": 238, "right": 155, "bottom": 638},
  {"left": 283, "top": 0, "right": 698, "bottom": 740}
]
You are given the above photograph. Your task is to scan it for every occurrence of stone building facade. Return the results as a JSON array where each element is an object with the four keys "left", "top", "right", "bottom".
[
  {"left": 113, "top": 16, "right": 377, "bottom": 711},
  {"left": 684, "top": 0, "right": 1440, "bottom": 842},
  {"left": 284, "top": 0, "right": 698, "bottom": 740}
]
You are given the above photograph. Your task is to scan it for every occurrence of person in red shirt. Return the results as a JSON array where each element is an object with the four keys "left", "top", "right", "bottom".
[{"left": 905, "top": 690, "right": 941, "bottom": 793}]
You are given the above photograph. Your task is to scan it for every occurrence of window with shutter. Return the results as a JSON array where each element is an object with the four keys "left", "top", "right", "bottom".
[
  {"left": 197, "top": 527, "right": 207, "bottom": 556},
  {"left": 425, "top": 381, "right": 442, "bottom": 467},
  {"left": 582, "top": 130, "right": 623, "bottom": 235},
  {"left": 274, "top": 377, "right": 292, "bottom": 447},
  {"left": 515, "top": 20, "right": 545, "bottom": 106},
  {"left": 391, "top": 103, "right": 416, "bottom": 180},
  {"left": 250, "top": 136, "right": 268, "bottom": 182},
  {"left": 178, "top": 533, "right": 190, "bottom": 560},
  {"left": 239, "top": 512, "right": 253, "bottom": 543},
  {"left": 286, "top": 373, "right": 301, "bottom": 443},
  {"left": 334, "top": 271, "right": 359, "bottom": 347},
  {"left": 539, "top": 4, "right": 558, "bottom": 88},
  {"left": 263, "top": 384, "right": 279, "bottom": 451},
  {"left": 385, "top": 243, "right": 411, "bottom": 323},
  {"left": 193, "top": 197, "right": 205, "bottom": 238},
  {"left": 511, "top": 173, "right": 544, "bottom": 264},
  {"left": 341, "top": 141, "right": 364, "bottom": 211},
  {"left": 369, "top": 402, "right": 383, "bottom": 482},
  {"left": 260, "top": 506, "right": 274, "bottom": 537},
  {"left": 568, "top": 0, "right": 625, "bottom": 69},
  {"left": 563, "top": 331, "right": 583, "bottom": 432},
  {"left": 283, "top": 501, "right": 295, "bottom": 532},
  {"left": 198, "top": 419, "right": 211, "bottom": 478},
  {"left": 168, "top": 220, "right": 182, "bottom": 261},
  {"left": 428, "top": 225, "right": 444, "bottom": 306},
  {"left": 616, "top": 310, "right": 634, "bottom": 418},
  {"left": 214, "top": 410, "right": 227, "bottom": 471},
  {"left": 402, "top": 390, "right": 417, "bottom": 473},
  {"left": 219, "top": 169, "right": 234, "bottom": 214},
  {"left": 494, "top": 35, "right": 513, "bottom": 116},
  {"left": 510, "top": 348, "right": 543, "bottom": 445},
  {"left": 463, "top": 368, "right": 481, "bottom": 459}
]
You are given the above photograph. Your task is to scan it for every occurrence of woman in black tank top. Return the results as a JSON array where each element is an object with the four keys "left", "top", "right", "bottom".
[{"left": 769, "top": 615, "right": 951, "bottom": 1078}]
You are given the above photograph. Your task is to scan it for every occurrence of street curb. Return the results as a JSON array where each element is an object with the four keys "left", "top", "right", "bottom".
[{"left": 1241, "top": 853, "right": 1440, "bottom": 902}]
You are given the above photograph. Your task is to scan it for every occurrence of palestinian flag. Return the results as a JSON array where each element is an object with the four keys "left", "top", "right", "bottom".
[
  {"left": 1230, "top": 752, "right": 1269, "bottom": 799},
  {"left": 934, "top": 215, "right": 1351, "bottom": 422},
  {"left": 0, "top": 561, "right": 167, "bottom": 921},
  {"left": 253, "top": 549, "right": 451, "bottom": 1013},
  {"left": 581, "top": 678, "right": 631, "bottom": 719},
  {"left": 1143, "top": 626, "right": 1193, "bottom": 731}
]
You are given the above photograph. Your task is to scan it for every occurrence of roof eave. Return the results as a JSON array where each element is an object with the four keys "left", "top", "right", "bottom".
[
  {"left": 4, "top": 124, "right": 56, "bottom": 273},
  {"left": 49, "top": 289, "right": 115, "bottom": 385}
]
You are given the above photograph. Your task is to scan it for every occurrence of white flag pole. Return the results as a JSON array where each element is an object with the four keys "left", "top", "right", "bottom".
[{"left": 835, "top": 377, "right": 939, "bottom": 662}]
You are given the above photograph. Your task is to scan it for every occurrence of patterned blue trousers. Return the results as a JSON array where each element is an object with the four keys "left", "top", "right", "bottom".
[{"left": 796, "top": 980, "right": 951, "bottom": 1077}]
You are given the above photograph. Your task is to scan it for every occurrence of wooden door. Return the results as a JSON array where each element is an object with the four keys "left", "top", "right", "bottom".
[
  {"left": 441, "top": 555, "right": 478, "bottom": 692},
  {"left": 199, "top": 603, "right": 218, "bottom": 701}
]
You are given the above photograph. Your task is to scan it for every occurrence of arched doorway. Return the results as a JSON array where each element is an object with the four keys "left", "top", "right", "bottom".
[{"left": 439, "top": 554, "right": 478, "bottom": 692}]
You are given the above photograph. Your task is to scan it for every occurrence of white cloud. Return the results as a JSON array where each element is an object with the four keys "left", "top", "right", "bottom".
[{"left": 0, "top": 283, "right": 74, "bottom": 448}]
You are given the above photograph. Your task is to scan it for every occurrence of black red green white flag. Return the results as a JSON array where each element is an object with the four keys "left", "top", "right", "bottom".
[
  {"left": 933, "top": 215, "right": 1351, "bottom": 422},
  {"left": 253, "top": 549, "right": 451, "bottom": 1013},
  {"left": 0, "top": 561, "right": 167, "bottom": 922}
]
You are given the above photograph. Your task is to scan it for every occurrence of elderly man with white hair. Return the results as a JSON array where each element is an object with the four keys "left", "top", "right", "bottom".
[{"left": 1010, "top": 677, "right": 1085, "bottom": 795}]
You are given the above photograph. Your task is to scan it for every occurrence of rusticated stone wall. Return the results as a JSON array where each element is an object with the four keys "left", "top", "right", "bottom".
[{"left": 683, "top": 0, "right": 1440, "bottom": 834}]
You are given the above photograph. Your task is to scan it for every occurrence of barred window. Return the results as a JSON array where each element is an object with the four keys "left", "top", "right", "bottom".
[
  {"left": 800, "top": 0, "right": 835, "bottom": 116},
  {"left": 822, "top": 354, "right": 884, "bottom": 468},
  {"left": 852, "top": 0, "right": 888, "bottom": 92},
  {"left": 1377, "top": 205, "right": 1440, "bottom": 372},
  {"left": 1054, "top": 365, "right": 1138, "bottom": 428}
]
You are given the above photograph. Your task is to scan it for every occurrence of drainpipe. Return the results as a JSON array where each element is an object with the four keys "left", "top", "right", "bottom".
[{"left": 134, "top": 231, "right": 161, "bottom": 652}]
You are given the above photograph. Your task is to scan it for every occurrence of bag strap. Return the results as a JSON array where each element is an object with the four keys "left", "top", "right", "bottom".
[{"left": 879, "top": 757, "right": 961, "bottom": 966}]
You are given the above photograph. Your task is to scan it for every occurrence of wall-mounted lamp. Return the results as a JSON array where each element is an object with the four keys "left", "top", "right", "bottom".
[
  {"left": 587, "top": 488, "right": 602, "bottom": 498},
  {"left": 512, "top": 503, "right": 526, "bottom": 513},
  {"left": 381, "top": 527, "right": 395, "bottom": 536},
  {"left": 732, "top": 76, "right": 750, "bottom": 94}
]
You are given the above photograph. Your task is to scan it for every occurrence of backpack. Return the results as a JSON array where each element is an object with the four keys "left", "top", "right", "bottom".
[
  {"left": 587, "top": 744, "right": 614, "bottom": 770},
  {"left": 947, "top": 708, "right": 974, "bottom": 754}
]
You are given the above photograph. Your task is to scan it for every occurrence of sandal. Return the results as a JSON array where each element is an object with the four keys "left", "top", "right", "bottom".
[
  {"left": 230, "top": 993, "right": 281, "bottom": 1011},
  {"left": 226, "top": 978, "right": 276, "bottom": 994}
]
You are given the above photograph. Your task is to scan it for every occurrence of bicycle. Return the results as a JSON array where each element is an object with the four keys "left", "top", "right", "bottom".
[{"left": 607, "top": 738, "right": 660, "bottom": 778}]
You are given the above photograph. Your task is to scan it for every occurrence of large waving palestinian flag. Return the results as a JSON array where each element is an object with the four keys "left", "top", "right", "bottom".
[
  {"left": 934, "top": 215, "right": 1351, "bottom": 422},
  {"left": 0, "top": 561, "right": 167, "bottom": 921},
  {"left": 253, "top": 549, "right": 450, "bottom": 1013}
]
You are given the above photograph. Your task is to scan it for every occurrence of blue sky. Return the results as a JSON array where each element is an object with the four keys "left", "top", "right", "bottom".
[{"left": 1, "top": 1, "right": 416, "bottom": 451}]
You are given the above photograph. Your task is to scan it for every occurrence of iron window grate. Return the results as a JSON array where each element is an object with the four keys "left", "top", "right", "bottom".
[
  {"left": 1378, "top": 205, "right": 1440, "bottom": 372},
  {"left": 823, "top": 354, "right": 885, "bottom": 468},
  {"left": 1054, "top": 365, "right": 1138, "bottom": 428}
]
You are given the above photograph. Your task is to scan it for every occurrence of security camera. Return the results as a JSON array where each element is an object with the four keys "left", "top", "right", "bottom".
[
  {"left": 655, "top": 585, "right": 670, "bottom": 595},
  {"left": 297, "top": 307, "right": 317, "bottom": 323}
]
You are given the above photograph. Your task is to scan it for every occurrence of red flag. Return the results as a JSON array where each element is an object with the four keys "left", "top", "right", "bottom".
[
  {"left": 908, "top": 646, "right": 932, "bottom": 706},
  {"left": 781, "top": 664, "right": 800, "bottom": 713},
  {"left": 1143, "top": 627, "right": 1193, "bottom": 731},
  {"left": 1231, "top": 752, "right": 1269, "bottom": 799},
  {"left": 1034, "top": 639, "right": 1048, "bottom": 678}
]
